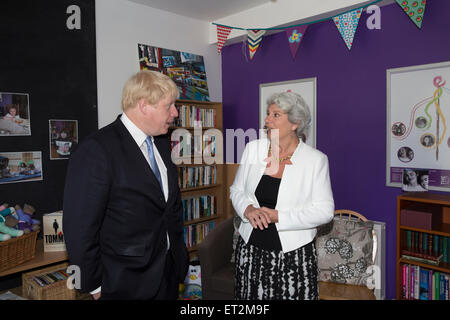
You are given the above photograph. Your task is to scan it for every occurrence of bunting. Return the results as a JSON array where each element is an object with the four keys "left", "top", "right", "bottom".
[
  {"left": 216, "top": 25, "right": 232, "bottom": 54},
  {"left": 248, "top": 29, "right": 266, "bottom": 60},
  {"left": 285, "top": 25, "right": 308, "bottom": 60},
  {"left": 333, "top": 8, "right": 363, "bottom": 50},
  {"left": 395, "top": 0, "right": 426, "bottom": 29}
]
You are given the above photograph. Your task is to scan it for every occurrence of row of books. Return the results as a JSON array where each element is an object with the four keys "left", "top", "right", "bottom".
[
  {"left": 182, "top": 195, "right": 217, "bottom": 222},
  {"left": 402, "top": 231, "right": 449, "bottom": 264},
  {"left": 400, "top": 264, "right": 449, "bottom": 300},
  {"left": 173, "top": 105, "right": 217, "bottom": 128},
  {"left": 183, "top": 221, "right": 215, "bottom": 248},
  {"left": 170, "top": 132, "right": 218, "bottom": 158},
  {"left": 178, "top": 165, "right": 217, "bottom": 189},
  {"left": 32, "top": 268, "right": 70, "bottom": 287}
]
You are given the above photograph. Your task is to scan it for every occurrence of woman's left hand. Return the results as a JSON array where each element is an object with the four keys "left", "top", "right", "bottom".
[{"left": 259, "top": 207, "right": 279, "bottom": 223}]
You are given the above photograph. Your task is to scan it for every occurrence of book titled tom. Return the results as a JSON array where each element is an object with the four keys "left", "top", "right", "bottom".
[{"left": 43, "top": 211, "right": 65, "bottom": 252}]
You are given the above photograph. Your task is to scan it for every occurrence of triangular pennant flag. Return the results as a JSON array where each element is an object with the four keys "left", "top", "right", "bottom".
[
  {"left": 285, "top": 25, "right": 308, "bottom": 60},
  {"left": 216, "top": 25, "right": 232, "bottom": 54},
  {"left": 247, "top": 29, "right": 266, "bottom": 60},
  {"left": 333, "top": 8, "right": 363, "bottom": 50},
  {"left": 395, "top": 0, "right": 426, "bottom": 29}
]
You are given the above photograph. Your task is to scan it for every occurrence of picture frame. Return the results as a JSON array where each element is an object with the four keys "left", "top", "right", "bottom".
[
  {"left": 0, "top": 151, "right": 43, "bottom": 185},
  {"left": 0, "top": 92, "right": 31, "bottom": 136},
  {"left": 49, "top": 119, "right": 79, "bottom": 160},
  {"left": 386, "top": 61, "right": 450, "bottom": 191},
  {"left": 259, "top": 78, "right": 317, "bottom": 147}
]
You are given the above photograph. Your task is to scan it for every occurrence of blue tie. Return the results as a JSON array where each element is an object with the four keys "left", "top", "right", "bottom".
[{"left": 145, "top": 136, "right": 163, "bottom": 190}]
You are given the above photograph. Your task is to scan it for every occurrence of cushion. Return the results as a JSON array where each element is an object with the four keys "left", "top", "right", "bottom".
[{"left": 316, "top": 217, "right": 374, "bottom": 286}]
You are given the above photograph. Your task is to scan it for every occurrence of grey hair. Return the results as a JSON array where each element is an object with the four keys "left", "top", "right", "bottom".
[{"left": 266, "top": 91, "right": 311, "bottom": 139}]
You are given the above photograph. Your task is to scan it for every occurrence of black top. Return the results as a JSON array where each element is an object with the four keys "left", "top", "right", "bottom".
[{"left": 248, "top": 174, "right": 283, "bottom": 251}]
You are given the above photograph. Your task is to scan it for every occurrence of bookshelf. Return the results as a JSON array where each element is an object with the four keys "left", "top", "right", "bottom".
[
  {"left": 171, "top": 99, "right": 224, "bottom": 258},
  {"left": 396, "top": 193, "right": 450, "bottom": 300}
]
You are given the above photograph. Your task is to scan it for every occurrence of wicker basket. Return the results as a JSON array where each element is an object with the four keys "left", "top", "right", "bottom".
[
  {"left": 0, "top": 229, "right": 38, "bottom": 272},
  {"left": 22, "top": 262, "right": 77, "bottom": 300}
]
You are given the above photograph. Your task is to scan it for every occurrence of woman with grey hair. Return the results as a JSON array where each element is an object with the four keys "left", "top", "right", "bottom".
[{"left": 230, "top": 91, "right": 334, "bottom": 300}]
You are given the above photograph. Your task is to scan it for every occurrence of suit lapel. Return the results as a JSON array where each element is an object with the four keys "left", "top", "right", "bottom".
[
  {"left": 154, "top": 135, "right": 176, "bottom": 200},
  {"left": 113, "top": 117, "right": 165, "bottom": 196}
]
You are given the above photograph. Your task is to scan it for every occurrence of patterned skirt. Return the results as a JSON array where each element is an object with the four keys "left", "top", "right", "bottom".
[{"left": 234, "top": 236, "right": 319, "bottom": 300}]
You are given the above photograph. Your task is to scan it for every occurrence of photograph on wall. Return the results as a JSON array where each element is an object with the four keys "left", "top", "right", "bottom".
[
  {"left": 387, "top": 61, "right": 450, "bottom": 191},
  {"left": 0, "top": 151, "right": 43, "bottom": 185},
  {"left": 0, "top": 92, "right": 31, "bottom": 136},
  {"left": 402, "top": 168, "right": 429, "bottom": 192},
  {"left": 49, "top": 120, "right": 78, "bottom": 160},
  {"left": 259, "top": 78, "right": 317, "bottom": 147},
  {"left": 138, "top": 43, "right": 209, "bottom": 101}
]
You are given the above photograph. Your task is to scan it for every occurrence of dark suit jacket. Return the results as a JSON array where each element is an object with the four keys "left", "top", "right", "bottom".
[{"left": 63, "top": 116, "right": 189, "bottom": 299}]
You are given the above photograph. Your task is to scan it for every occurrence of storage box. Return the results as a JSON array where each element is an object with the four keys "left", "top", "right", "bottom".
[
  {"left": 400, "top": 203, "right": 442, "bottom": 230},
  {"left": 443, "top": 206, "right": 450, "bottom": 224},
  {"left": 43, "top": 211, "right": 65, "bottom": 252},
  {"left": 22, "top": 262, "right": 75, "bottom": 300},
  {"left": 0, "top": 230, "right": 38, "bottom": 272}
]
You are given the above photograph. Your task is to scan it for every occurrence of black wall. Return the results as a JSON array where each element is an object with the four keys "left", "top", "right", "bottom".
[{"left": 0, "top": 0, "right": 98, "bottom": 224}]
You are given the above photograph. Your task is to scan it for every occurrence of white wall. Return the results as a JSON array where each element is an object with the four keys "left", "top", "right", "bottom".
[{"left": 96, "top": 0, "right": 222, "bottom": 128}]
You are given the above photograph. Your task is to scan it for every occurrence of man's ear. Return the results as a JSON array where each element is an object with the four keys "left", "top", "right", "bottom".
[{"left": 138, "top": 98, "right": 147, "bottom": 114}]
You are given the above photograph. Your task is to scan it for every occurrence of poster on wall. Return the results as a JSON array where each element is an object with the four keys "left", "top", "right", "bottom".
[
  {"left": 138, "top": 43, "right": 210, "bottom": 101},
  {"left": 259, "top": 78, "right": 317, "bottom": 147},
  {"left": 49, "top": 120, "right": 79, "bottom": 160},
  {"left": 0, "top": 151, "right": 43, "bottom": 185},
  {"left": 386, "top": 61, "right": 450, "bottom": 191},
  {"left": 0, "top": 92, "right": 31, "bottom": 136}
]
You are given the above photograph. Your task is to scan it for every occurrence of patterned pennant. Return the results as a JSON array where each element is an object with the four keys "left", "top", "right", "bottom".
[
  {"left": 285, "top": 25, "right": 308, "bottom": 60},
  {"left": 217, "top": 25, "right": 232, "bottom": 54},
  {"left": 333, "top": 8, "right": 363, "bottom": 50},
  {"left": 248, "top": 29, "right": 266, "bottom": 60},
  {"left": 395, "top": 0, "right": 426, "bottom": 29}
]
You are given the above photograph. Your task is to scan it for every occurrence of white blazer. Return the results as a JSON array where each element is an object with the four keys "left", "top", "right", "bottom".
[{"left": 230, "top": 138, "right": 335, "bottom": 253}]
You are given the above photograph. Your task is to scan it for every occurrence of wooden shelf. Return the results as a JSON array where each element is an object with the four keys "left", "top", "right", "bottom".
[
  {"left": 399, "top": 223, "right": 450, "bottom": 237},
  {"left": 399, "top": 258, "right": 450, "bottom": 274},
  {"left": 0, "top": 239, "right": 68, "bottom": 278},
  {"left": 396, "top": 193, "right": 450, "bottom": 300},
  {"left": 184, "top": 215, "right": 218, "bottom": 226},
  {"left": 173, "top": 99, "right": 224, "bottom": 257}
]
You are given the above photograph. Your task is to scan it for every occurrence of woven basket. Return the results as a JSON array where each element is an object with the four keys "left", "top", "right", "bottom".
[
  {"left": 0, "top": 229, "right": 38, "bottom": 272},
  {"left": 22, "top": 262, "right": 76, "bottom": 300}
]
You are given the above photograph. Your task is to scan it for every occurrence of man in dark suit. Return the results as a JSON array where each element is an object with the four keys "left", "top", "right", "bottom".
[{"left": 63, "top": 70, "right": 189, "bottom": 300}]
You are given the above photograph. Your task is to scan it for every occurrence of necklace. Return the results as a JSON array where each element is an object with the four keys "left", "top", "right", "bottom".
[{"left": 268, "top": 143, "right": 295, "bottom": 162}]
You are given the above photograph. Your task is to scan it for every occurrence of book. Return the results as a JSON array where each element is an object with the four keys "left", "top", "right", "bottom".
[
  {"left": 401, "top": 249, "right": 443, "bottom": 265},
  {"left": 43, "top": 210, "right": 66, "bottom": 252}
]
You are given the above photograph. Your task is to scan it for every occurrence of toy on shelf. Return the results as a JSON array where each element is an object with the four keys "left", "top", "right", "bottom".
[
  {"left": 14, "top": 204, "right": 40, "bottom": 233},
  {"left": 0, "top": 215, "right": 23, "bottom": 239}
]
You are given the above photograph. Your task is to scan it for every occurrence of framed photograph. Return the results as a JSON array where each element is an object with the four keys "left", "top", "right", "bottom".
[
  {"left": 259, "top": 78, "right": 317, "bottom": 147},
  {"left": 0, "top": 151, "right": 43, "bottom": 185},
  {"left": 0, "top": 92, "right": 31, "bottom": 136},
  {"left": 138, "top": 43, "right": 210, "bottom": 101},
  {"left": 49, "top": 120, "right": 79, "bottom": 160},
  {"left": 386, "top": 61, "right": 450, "bottom": 191}
]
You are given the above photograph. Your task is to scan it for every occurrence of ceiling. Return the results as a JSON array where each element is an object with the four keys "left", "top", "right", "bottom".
[{"left": 127, "top": 0, "right": 274, "bottom": 21}]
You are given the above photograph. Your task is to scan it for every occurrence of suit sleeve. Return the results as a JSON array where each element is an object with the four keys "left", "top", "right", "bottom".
[
  {"left": 277, "top": 154, "right": 335, "bottom": 231},
  {"left": 63, "top": 138, "right": 111, "bottom": 293}
]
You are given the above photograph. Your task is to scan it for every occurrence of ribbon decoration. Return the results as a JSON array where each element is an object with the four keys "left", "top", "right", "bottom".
[
  {"left": 333, "top": 8, "right": 363, "bottom": 50},
  {"left": 285, "top": 25, "right": 308, "bottom": 60},
  {"left": 216, "top": 25, "right": 232, "bottom": 54},
  {"left": 395, "top": 0, "right": 426, "bottom": 29},
  {"left": 248, "top": 29, "right": 266, "bottom": 60}
]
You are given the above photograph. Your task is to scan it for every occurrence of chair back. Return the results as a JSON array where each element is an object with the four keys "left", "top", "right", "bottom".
[{"left": 334, "top": 209, "right": 377, "bottom": 264}]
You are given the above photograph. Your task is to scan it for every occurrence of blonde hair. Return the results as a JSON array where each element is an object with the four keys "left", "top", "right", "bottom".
[{"left": 121, "top": 70, "right": 179, "bottom": 111}]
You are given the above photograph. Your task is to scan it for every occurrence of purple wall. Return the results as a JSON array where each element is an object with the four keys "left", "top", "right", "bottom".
[{"left": 221, "top": 0, "right": 450, "bottom": 299}]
